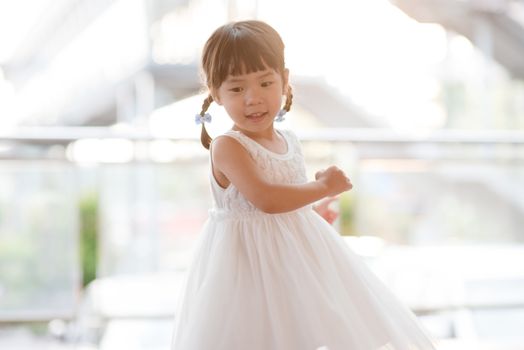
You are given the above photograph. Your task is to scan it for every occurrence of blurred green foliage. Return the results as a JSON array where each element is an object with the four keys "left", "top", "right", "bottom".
[
  {"left": 79, "top": 193, "right": 98, "bottom": 288},
  {"left": 339, "top": 192, "right": 355, "bottom": 236},
  {"left": 0, "top": 189, "right": 78, "bottom": 310}
]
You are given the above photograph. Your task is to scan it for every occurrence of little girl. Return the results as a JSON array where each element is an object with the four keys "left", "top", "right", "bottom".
[{"left": 172, "top": 20, "right": 437, "bottom": 350}]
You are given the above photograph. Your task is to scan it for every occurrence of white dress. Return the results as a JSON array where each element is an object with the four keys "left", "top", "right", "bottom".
[{"left": 171, "top": 129, "right": 437, "bottom": 350}]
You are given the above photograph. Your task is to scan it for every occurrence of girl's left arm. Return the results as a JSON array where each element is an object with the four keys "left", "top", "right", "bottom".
[{"left": 313, "top": 197, "right": 339, "bottom": 224}]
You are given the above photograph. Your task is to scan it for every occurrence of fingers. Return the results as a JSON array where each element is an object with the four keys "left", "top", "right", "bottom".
[
  {"left": 346, "top": 176, "right": 353, "bottom": 190},
  {"left": 327, "top": 212, "right": 339, "bottom": 225},
  {"left": 316, "top": 165, "right": 353, "bottom": 194},
  {"left": 317, "top": 166, "right": 341, "bottom": 179},
  {"left": 329, "top": 166, "right": 352, "bottom": 190}
]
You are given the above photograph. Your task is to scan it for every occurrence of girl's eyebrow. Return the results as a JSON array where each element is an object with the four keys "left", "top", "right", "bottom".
[
  {"left": 256, "top": 71, "right": 274, "bottom": 79},
  {"left": 225, "top": 71, "right": 274, "bottom": 84}
]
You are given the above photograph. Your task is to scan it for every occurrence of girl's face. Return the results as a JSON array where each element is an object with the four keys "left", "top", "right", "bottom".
[{"left": 213, "top": 66, "right": 288, "bottom": 135}]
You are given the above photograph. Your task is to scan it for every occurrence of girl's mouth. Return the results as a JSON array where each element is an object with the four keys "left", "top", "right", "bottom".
[{"left": 246, "top": 112, "right": 267, "bottom": 122}]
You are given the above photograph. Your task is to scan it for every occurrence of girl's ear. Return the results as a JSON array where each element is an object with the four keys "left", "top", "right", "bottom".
[
  {"left": 282, "top": 68, "right": 290, "bottom": 94},
  {"left": 211, "top": 89, "right": 222, "bottom": 106}
]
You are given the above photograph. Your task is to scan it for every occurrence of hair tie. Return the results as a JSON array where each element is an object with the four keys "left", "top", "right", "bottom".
[
  {"left": 275, "top": 109, "right": 286, "bottom": 122},
  {"left": 195, "top": 113, "right": 212, "bottom": 125}
]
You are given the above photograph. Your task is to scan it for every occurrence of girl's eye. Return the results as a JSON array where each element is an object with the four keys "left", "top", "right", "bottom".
[
  {"left": 229, "top": 87, "right": 243, "bottom": 93},
  {"left": 261, "top": 81, "right": 273, "bottom": 87}
]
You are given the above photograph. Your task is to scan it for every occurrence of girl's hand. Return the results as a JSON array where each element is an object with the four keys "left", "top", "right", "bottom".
[
  {"left": 313, "top": 196, "right": 339, "bottom": 225},
  {"left": 315, "top": 166, "right": 353, "bottom": 197}
]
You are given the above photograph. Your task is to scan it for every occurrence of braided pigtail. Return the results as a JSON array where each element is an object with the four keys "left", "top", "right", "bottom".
[
  {"left": 283, "top": 85, "right": 293, "bottom": 112},
  {"left": 199, "top": 95, "right": 213, "bottom": 150}
]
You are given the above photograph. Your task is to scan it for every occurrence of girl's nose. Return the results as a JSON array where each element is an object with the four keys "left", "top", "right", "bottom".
[{"left": 245, "top": 88, "right": 263, "bottom": 105}]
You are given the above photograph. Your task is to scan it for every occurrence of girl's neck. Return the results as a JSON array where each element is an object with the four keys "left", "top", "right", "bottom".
[{"left": 232, "top": 124, "right": 277, "bottom": 141}]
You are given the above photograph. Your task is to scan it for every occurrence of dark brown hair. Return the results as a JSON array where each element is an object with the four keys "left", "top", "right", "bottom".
[{"left": 197, "top": 20, "right": 293, "bottom": 149}]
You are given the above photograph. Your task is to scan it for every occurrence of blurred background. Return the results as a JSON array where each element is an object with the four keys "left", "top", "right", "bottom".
[{"left": 1, "top": 0, "right": 524, "bottom": 349}]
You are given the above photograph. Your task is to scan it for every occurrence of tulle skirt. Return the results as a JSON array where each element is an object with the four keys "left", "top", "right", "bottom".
[{"left": 171, "top": 207, "right": 437, "bottom": 350}]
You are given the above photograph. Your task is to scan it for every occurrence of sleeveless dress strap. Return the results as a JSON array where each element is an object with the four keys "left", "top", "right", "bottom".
[
  {"left": 220, "top": 130, "right": 265, "bottom": 160},
  {"left": 280, "top": 129, "right": 303, "bottom": 157},
  {"left": 222, "top": 130, "right": 258, "bottom": 154},
  {"left": 221, "top": 129, "right": 294, "bottom": 160}
]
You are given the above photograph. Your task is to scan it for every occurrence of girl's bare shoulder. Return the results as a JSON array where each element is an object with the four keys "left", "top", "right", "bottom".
[{"left": 210, "top": 133, "right": 251, "bottom": 166}]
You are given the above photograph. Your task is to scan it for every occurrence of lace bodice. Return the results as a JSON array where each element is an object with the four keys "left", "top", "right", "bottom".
[{"left": 209, "top": 129, "right": 308, "bottom": 214}]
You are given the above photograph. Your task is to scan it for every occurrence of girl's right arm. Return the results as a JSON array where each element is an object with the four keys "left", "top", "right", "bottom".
[{"left": 211, "top": 136, "right": 352, "bottom": 214}]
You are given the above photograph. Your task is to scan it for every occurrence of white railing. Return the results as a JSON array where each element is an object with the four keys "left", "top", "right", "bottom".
[{"left": 1, "top": 126, "right": 524, "bottom": 144}]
